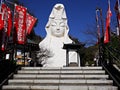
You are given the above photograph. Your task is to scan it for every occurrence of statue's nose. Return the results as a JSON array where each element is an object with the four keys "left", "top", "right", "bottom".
[{"left": 56, "top": 25, "right": 60, "bottom": 30}]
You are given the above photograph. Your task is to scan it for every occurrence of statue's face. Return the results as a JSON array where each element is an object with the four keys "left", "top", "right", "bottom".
[{"left": 50, "top": 19, "right": 65, "bottom": 37}]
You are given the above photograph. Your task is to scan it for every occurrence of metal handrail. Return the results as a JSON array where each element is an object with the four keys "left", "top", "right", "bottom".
[
  {"left": 104, "top": 47, "right": 120, "bottom": 65},
  {"left": 108, "top": 46, "right": 120, "bottom": 56},
  {"left": 101, "top": 46, "right": 120, "bottom": 89},
  {"left": 0, "top": 65, "right": 21, "bottom": 89},
  {"left": 101, "top": 63, "right": 120, "bottom": 89}
]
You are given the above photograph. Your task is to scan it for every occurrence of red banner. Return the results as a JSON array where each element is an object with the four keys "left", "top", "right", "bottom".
[
  {"left": 26, "top": 13, "right": 37, "bottom": 35},
  {"left": 1, "top": 4, "right": 8, "bottom": 51},
  {"left": 14, "top": 4, "right": 27, "bottom": 44},
  {"left": 104, "top": 0, "right": 112, "bottom": 44},
  {"left": 0, "top": 13, "right": 4, "bottom": 30}
]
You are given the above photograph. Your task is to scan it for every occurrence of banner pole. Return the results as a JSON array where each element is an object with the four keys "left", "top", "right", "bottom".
[{"left": 11, "top": 3, "right": 16, "bottom": 63}]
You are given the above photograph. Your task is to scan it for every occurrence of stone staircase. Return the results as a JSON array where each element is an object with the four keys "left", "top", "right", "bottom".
[{"left": 2, "top": 67, "right": 118, "bottom": 90}]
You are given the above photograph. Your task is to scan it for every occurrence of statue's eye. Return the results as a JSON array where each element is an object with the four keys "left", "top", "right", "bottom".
[
  {"left": 60, "top": 23, "right": 65, "bottom": 27},
  {"left": 51, "top": 23, "right": 56, "bottom": 26}
]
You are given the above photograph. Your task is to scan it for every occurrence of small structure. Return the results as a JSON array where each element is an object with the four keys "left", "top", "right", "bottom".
[
  {"left": 63, "top": 44, "right": 81, "bottom": 67},
  {"left": 4, "top": 38, "right": 39, "bottom": 66}
]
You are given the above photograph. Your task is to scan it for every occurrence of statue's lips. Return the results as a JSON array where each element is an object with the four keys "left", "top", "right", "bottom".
[{"left": 55, "top": 31, "right": 61, "bottom": 33}]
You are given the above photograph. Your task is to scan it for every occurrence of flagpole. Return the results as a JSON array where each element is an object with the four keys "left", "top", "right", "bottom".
[
  {"left": 96, "top": 8, "right": 105, "bottom": 41},
  {"left": 117, "top": 0, "right": 120, "bottom": 45},
  {"left": 96, "top": 9, "right": 101, "bottom": 66},
  {"left": 96, "top": 9, "right": 100, "bottom": 44},
  {"left": 117, "top": 0, "right": 120, "bottom": 35},
  {"left": 24, "top": 6, "right": 27, "bottom": 67},
  {"left": 96, "top": 7, "right": 105, "bottom": 66},
  {"left": 9, "top": 2, "right": 16, "bottom": 63},
  {"left": 114, "top": 0, "right": 120, "bottom": 47},
  {"left": 100, "top": 8, "right": 105, "bottom": 65}
]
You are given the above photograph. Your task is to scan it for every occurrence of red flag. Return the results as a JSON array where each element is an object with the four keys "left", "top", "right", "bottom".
[
  {"left": 0, "top": 13, "right": 4, "bottom": 30},
  {"left": 104, "top": 0, "right": 112, "bottom": 44},
  {"left": 14, "top": 4, "right": 27, "bottom": 44},
  {"left": 1, "top": 3, "right": 8, "bottom": 51},
  {"left": 1, "top": 3, "right": 8, "bottom": 32},
  {"left": 1, "top": 4, "right": 12, "bottom": 36},
  {"left": 26, "top": 13, "right": 37, "bottom": 35}
]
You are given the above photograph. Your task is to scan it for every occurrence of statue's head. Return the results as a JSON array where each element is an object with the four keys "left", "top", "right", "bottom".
[{"left": 45, "top": 3, "right": 69, "bottom": 37}]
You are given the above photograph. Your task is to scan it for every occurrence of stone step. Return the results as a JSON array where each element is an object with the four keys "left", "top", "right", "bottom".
[
  {"left": 60, "top": 86, "right": 118, "bottom": 90},
  {"left": 8, "top": 79, "right": 113, "bottom": 85},
  {"left": 2, "top": 66, "right": 118, "bottom": 90},
  {"left": 17, "top": 70, "right": 105, "bottom": 75},
  {"left": 2, "top": 85, "right": 118, "bottom": 90},
  {"left": 13, "top": 74, "right": 109, "bottom": 79},
  {"left": 21, "top": 67, "right": 103, "bottom": 70}
]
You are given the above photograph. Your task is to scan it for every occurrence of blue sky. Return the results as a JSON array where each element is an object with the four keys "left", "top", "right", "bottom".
[{"left": 16, "top": 0, "right": 116, "bottom": 46}]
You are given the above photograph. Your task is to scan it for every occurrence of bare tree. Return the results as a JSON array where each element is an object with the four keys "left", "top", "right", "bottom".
[
  {"left": 82, "top": 23, "right": 98, "bottom": 47},
  {"left": 83, "top": 17, "right": 116, "bottom": 47}
]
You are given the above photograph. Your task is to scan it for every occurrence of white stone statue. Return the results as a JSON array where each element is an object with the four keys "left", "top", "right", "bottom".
[{"left": 39, "top": 3, "right": 78, "bottom": 67}]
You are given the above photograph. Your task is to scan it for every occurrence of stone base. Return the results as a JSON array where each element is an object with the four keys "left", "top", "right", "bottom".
[{"left": 69, "top": 62, "right": 78, "bottom": 67}]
